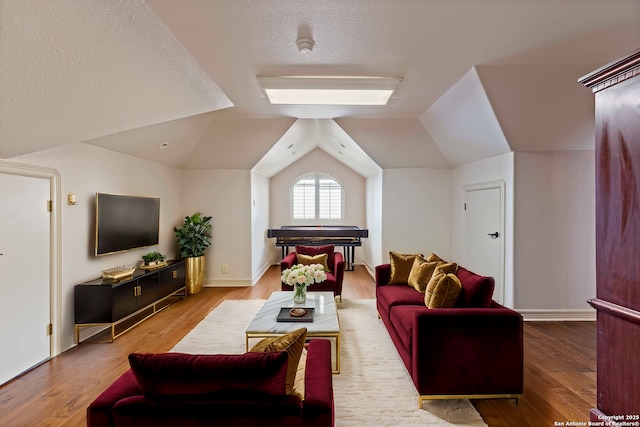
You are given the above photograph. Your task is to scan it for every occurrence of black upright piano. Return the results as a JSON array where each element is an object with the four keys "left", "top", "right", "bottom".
[{"left": 267, "top": 225, "right": 369, "bottom": 271}]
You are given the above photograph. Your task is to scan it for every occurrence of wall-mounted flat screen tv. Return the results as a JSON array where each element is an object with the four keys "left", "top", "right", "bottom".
[{"left": 95, "top": 193, "right": 160, "bottom": 256}]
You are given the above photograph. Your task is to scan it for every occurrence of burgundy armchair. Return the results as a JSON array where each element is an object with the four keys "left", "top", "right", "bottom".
[{"left": 280, "top": 245, "right": 345, "bottom": 301}]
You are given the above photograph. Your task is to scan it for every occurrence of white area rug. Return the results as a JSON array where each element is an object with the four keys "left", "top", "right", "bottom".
[{"left": 172, "top": 299, "right": 487, "bottom": 427}]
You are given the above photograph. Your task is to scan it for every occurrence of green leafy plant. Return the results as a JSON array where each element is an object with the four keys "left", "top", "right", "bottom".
[
  {"left": 142, "top": 251, "right": 165, "bottom": 265},
  {"left": 174, "top": 212, "right": 212, "bottom": 258}
]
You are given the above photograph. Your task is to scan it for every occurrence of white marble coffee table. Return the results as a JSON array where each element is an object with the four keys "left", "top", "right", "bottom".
[{"left": 245, "top": 291, "right": 341, "bottom": 373}]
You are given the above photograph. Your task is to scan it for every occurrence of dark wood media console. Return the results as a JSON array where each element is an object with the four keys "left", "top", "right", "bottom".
[{"left": 74, "top": 259, "right": 186, "bottom": 343}]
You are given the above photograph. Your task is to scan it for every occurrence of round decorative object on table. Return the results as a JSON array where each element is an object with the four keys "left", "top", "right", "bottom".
[{"left": 289, "top": 308, "right": 307, "bottom": 317}]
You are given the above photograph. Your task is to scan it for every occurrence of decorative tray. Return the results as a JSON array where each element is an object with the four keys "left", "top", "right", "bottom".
[
  {"left": 138, "top": 261, "right": 168, "bottom": 270},
  {"left": 277, "top": 307, "right": 315, "bottom": 322},
  {"left": 101, "top": 267, "right": 136, "bottom": 280}
]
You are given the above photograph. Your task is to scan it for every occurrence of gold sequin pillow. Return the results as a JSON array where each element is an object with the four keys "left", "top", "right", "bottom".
[
  {"left": 388, "top": 252, "right": 423, "bottom": 285},
  {"left": 407, "top": 256, "right": 440, "bottom": 293},
  {"left": 424, "top": 262, "right": 458, "bottom": 306}
]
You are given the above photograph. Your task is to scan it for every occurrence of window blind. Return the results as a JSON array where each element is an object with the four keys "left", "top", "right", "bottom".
[{"left": 292, "top": 175, "right": 342, "bottom": 220}]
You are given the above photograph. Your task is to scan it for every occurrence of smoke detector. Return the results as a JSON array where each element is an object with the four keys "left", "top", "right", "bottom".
[{"left": 296, "top": 37, "right": 315, "bottom": 53}]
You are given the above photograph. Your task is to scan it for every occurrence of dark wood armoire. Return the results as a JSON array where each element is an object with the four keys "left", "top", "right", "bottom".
[{"left": 580, "top": 49, "right": 640, "bottom": 420}]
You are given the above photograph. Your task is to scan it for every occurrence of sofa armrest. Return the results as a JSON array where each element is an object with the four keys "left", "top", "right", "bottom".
[
  {"left": 281, "top": 252, "right": 297, "bottom": 271},
  {"left": 303, "top": 339, "right": 334, "bottom": 425},
  {"left": 412, "top": 307, "right": 523, "bottom": 396},
  {"left": 331, "top": 251, "right": 345, "bottom": 282},
  {"left": 375, "top": 264, "right": 391, "bottom": 287},
  {"left": 87, "top": 370, "right": 142, "bottom": 427}
]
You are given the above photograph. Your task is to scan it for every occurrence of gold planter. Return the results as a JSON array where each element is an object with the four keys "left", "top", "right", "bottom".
[{"left": 185, "top": 256, "right": 205, "bottom": 295}]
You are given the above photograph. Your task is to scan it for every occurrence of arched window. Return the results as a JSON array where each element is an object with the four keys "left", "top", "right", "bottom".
[{"left": 292, "top": 173, "right": 343, "bottom": 220}]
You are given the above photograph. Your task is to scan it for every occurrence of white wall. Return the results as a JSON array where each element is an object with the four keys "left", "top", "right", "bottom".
[
  {"left": 181, "top": 169, "right": 252, "bottom": 285},
  {"left": 453, "top": 152, "right": 514, "bottom": 306},
  {"left": 251, "top": 171, "right": 271, "bottom": 282},
  {"left": 514, "top": 150, "right": 595, "bottom": 311},
  {"left": 381, "top": 168, "right": 453, "bottom": 262},
  {"left": 365, "top": 171, "right": 383, "bottom": 269},
  {"left": 269, "top": 149, "right": 367, "bottom": 264},
  {"left": 11, "top": 143, "right": 183, "bottom": 351},
  {"left": 8, "top": 142, "right": 596, "bottom": 352}
]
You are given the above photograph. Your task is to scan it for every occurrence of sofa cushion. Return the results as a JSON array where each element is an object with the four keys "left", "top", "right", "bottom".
[
  {"left": 389, "top": 252, "right": 423, "bottom": 285},
  {"left": 377, "top": 283, "right": 426, "bottom": 315},
  {"left": 455, "top": 267, "right": 495, "bottom": 308},
  {"left": 425, "top": 262, "right": 458, "bottom": 306},
  {"left": 296, "top": 253, "right": 329, "bottom": 271},
  {"left": 389, "top": 305, "right": 430, "bottom": 353},
  {"left": 128, "top": 351, "right": 288, "bottom": 399},
  {"left": 407, "top": 256, "right": 440, "bottom": 293},
  {"left": 426, "top": 273, "right": 462, "bottom": 308},
  {"left": 250, "top": 327, "right": 307, "bottom": 396}
]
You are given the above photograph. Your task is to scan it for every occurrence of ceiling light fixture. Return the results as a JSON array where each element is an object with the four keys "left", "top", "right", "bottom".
[
  {"left": 257, "top": 76, "right": 402, "bottom": 106},
  {"left": 296, "top": 37, "right": 314, "bottom": 53}
]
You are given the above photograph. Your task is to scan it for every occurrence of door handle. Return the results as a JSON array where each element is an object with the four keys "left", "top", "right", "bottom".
[{"left": 487, "top": 232, "right": 499, "bottom": 239}]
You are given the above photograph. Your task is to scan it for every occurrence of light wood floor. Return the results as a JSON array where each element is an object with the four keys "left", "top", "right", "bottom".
[{"left": 0, "top": 265, "right": 596, "bottom": 427}]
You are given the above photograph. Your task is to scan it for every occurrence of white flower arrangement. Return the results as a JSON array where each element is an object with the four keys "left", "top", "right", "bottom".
[
  {"left": 281, "top": 263, "right": 327, "bottom": 287},
  {"left": 282, "top": 263, "right": 327, "bottom": 304}
]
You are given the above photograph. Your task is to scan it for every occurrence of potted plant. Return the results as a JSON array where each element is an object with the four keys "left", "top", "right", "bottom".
[
  {"left": 174, "top": 212, "right": 212, "bottom": 295},
  {"left": 141, "top": 251, "right": 165, "bottom": 267}
]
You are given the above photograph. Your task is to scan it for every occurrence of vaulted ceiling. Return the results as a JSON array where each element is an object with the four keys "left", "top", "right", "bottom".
[{"left": 2, "top": 1, "right": 639, "bottom": 176}]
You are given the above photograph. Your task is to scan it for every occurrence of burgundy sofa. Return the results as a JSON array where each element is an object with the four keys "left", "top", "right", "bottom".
[
  {"left": 281, "top": 245, "right": 345, "bottom": 301},
  {"left": 87, "top": 339, "right": 334, "bottom": 427},
  {"left": 376, "top": 263, "right": 523, "bottom": 405}
]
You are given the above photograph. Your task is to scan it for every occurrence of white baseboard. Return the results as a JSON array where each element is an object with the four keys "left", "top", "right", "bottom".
[
  {"left": 252, "top": 261, "right": 273, "bottom": 284},
  {"left": 204, "top": 261, "right": 273, "bottom": 287},
  {"left": 363, "top": 263, "right": 375, "bottom": 278},
  {"left": 204, "top": 278, "right": 253, "bottom": 287},
  {"left": 517, "top": 309, "right": 596, "bottom": 322},
  {"left": 61, "top": 334, "right": 77, "bottom": 354}
]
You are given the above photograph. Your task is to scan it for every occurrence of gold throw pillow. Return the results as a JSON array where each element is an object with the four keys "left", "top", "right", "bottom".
[
  {"left": 389, "top": 252, "right": 423, "bottom": 285},
  {"left": 426, "top": 273, "right": 462, "bottom": 308},
  {"left": 426, "top": 253, "right": 445, "bottom": 263},
  {"left": 250, "top": 327, "right": 307, "bottom": 395},
  {"left": 296, "top": 253, "right": 329, "bottom": 271},
  {"left": 292, "top": 347, "right": 307, "bottom": 400},
  {"left": 407, "top": 256, "right": 440, "bottom": 293},
  {"left": 424, "top": 262, "right": 458, "bottom": 305}
]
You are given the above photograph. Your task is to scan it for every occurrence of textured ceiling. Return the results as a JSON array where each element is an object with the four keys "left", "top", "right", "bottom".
[
  {"left": 0, "top": 0, "right": 231, "bottom": 159},
  {"left": 3, "top": 1, "right": 640, "bottom": 175}
]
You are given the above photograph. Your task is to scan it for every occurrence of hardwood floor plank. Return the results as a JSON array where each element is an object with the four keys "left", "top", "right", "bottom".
[{"left": 0, "top": 265, "right": 595, "bottom": 427}]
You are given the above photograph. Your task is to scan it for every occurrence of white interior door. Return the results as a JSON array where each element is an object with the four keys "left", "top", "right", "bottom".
[
  {"left": 463, "top": 184, "right": 504, "bottom": 305},
  {"left": 0, "top": 173, "right": 51, "bottom": 385}
]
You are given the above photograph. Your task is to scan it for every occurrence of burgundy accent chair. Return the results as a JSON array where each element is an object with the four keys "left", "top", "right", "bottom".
[
  {"left": 280, "top": 245, "right": 345, "bottom": 301},
  {"left": 87, "top": 339, "right": 334, "bottom": 427},
  {"left": 375, "top": 263, "right": 523, "bottom": 405}
]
